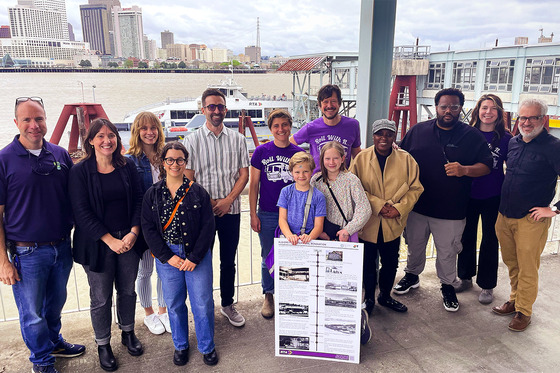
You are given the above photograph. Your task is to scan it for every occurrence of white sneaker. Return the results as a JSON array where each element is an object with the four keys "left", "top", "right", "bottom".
[
  {"left": 143, "top": 313, "right": 165, "bottom": 335},
  {"left": 221, "top": 304, "right": 246, "bottom": 327},
  {"left": 158, "top": 312, "right": 172, "bottom": 333}
]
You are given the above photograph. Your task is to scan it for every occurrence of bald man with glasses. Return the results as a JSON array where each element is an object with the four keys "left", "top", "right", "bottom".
[{"left": 0, "top": 97, "right": 85, "bottom": 373}]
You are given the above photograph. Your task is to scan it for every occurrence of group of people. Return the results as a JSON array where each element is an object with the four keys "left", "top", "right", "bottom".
[{"left": 0, "top": 83, "right": 559, "bottom": 373}]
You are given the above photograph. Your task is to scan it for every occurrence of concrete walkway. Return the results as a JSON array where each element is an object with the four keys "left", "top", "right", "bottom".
[{"left": 1, "top": 253, "right": 560, "bottom": 373}]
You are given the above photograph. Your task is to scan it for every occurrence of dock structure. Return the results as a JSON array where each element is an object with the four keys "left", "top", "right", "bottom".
[{"left": 280, "top": 40, "right": 560, "bottom": 137}]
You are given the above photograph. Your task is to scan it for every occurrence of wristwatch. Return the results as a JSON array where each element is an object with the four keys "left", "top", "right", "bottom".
[{"left": 551, "top": 206, "right": 560, "bottom": 214}]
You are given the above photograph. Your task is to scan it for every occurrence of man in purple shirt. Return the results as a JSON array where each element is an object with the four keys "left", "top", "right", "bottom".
[
  {"left": 290, "top": 84, "right": 361, "bottom": 173},
  {"left": 0, "top": 97, "right": 85, "bottom": 373}
]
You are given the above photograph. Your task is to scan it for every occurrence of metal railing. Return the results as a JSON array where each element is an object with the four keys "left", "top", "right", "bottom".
[{"left": 2, "top": 184, "right": 559, "bottom": 323}]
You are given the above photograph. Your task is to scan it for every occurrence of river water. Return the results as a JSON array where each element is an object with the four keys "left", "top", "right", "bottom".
[{"left": 0, "top": 72, "right": 310, "bottom": 148}]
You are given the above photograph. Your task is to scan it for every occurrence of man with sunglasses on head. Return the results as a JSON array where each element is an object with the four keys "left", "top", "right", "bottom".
[
  {"left": 493, "top": 98, "right": 560, "bottom": 332},
  {"left": 183, "top": 88, "right": 250, "bottom": 328},
  {"left": 394, "top": 88, "right": 492, "bottom": 312},
  {"left": 0, "top": 97, "right": 85, "bottom": 373}
]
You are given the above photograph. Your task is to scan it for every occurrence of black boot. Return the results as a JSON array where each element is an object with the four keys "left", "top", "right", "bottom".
[
  {"left": 121, "top": 330, "right": 143, "bottom": 356},
  {"left": 98, "top": 344, "right": 118, "bottom": 372}
]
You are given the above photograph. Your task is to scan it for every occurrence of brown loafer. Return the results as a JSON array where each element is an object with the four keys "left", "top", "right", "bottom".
[
  {"left": 508, "top": 312, "right": 531, "bottom": 332},
  {"left": 492, "top": 301, "right": 516, "bottom": 316}
]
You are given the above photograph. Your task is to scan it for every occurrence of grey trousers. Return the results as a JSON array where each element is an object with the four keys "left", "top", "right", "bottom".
[
  {"left": 403, "top": 211, "right": 465, "bottom": 286},
  {"left": 83, "top": 245, "right": 140, "bottom": 345}
]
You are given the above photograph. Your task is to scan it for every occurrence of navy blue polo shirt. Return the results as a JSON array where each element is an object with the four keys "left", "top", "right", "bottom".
[
  {"left": 500, "top": 131, "right": 560, "bottom": 219},
  {"left": 0, "top": 136, "right": 73, "bottom": 242}
]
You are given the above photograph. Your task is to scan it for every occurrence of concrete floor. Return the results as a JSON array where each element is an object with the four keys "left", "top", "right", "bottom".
[{"left": 1, "top": 253, "right": 560, "bottom": 373}]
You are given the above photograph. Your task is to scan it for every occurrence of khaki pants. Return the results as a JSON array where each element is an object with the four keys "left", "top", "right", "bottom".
[{"left": 495, "top": 213, "right": 551, "bottom": 316}]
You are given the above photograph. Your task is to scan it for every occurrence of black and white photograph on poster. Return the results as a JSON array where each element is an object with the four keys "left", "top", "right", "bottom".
[
  {"left": 325, "top": 265, "right": 342, "bottom": 274},
  {"left": 325, "top": 281, "right": 358, "bottom": 292},
  {"left": 274, "top": 238, "right": 364, "bottom": 364},
  {"left": 325, "top": 293, "right": 357, "bottom": 309},
  {"left": 279, "top": 303, "right": 309, "bottom": 317},
  {"left": 325, "top": 323, "right": 356, "bottom": 335},
  {"left": 279, "top": 336, "right": 310, "bottom": 350},
  {"left": 279, "top": 266, "right": 310, "bottom": 282},
  {"left": 326, "top": 250, "right": 343, "bottom": 261}
]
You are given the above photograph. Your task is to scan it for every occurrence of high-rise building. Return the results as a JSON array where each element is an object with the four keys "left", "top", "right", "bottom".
[
  {"left": 80, "top": 4, "right": 111, "bottom": 54},
  {"left": 0, "top": 26, "right": 10, "bottom": 38},
  {"left": 67, "top": 22, "right": 74, "bottom": 41},
  {"left": 88, "top": 0, "right": 120, "bottom": 31},
  {"left": 161, "top": 30, "right": 173, "bottom": 49},
  {"left": 9, "top": 0, "right": 69, "bottom": 40},
  {"left": 2, "top": 0, "right": 90, "bottom": 65},
  {"left": 112, "top": 5, "right": 144, "bottom": 59},
  {"left": 143, "top": 34, "right": 156, "bottom": 60},
  {"left": 245, "top": 45, "right": 261, "bottom": 64},
  {"left": 166, "top": 43, "right": 188, "bottom": 61}
]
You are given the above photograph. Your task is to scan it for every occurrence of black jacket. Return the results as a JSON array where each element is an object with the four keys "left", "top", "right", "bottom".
[
  {"left": 500, "top": 130, "right": 560, "bottom": 218},
  {"left": 141, "top": 178, "right": 215, "bottom": 265},
  {"left": 400, "top": 119, "right": 493, "bottom": 220},
  {"left": 69, "top": 156, "right": 145, "bottom": 272}
]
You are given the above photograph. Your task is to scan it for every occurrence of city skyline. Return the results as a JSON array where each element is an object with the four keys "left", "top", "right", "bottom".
[{"left": 0, "top": 0, "right": 558, "bottom": 57}]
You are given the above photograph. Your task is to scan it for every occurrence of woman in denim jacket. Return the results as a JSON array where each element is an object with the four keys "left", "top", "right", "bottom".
[
  {"left": 141, "top": 142, "right": 218, "bottom": 367},
  {"left": 125, "top": 112, "right": 170, "bottom": 335}
]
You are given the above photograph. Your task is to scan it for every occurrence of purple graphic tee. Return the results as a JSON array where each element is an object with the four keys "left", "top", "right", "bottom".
[
  {"left": 293, "top": 116, "right": 361, "bottom": 173},
  {"left": 251, "top": 141, "right": 304, "bottom": 212}
]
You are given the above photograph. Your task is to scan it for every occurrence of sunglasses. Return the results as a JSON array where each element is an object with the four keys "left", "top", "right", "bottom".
[
  {"left": 204, "top": 104, "right": 227, "bottom": 112},
  {"left": 15, "top": 97, "right": 44, "bottom": 108}
]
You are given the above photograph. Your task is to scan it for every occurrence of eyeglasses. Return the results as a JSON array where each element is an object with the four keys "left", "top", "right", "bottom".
[
  {"left": 518, "top": 115, "right": 543, "bottom": 123},
  {"left": 15, "top": 97, "right": 44, "bottom": 108},
  {"left": 29, "top": 148, "right": 66, "bottom": 176},
  {"left": 164, "top": 157, "right": 186, "bottom": 166},
  {"left": 204, "top": 104, "right": 227, "bottom": 112},
  {"left": 438, "top": 105, "right": 462, "bottom": 112}
]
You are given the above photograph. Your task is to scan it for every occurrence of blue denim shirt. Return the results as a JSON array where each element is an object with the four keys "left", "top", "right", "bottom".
[{"left": 125, "top": 153, "right": 153, "bottom": 194}]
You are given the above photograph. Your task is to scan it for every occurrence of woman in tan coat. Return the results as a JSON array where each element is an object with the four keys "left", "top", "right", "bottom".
[{"left": 350, "top": 119, "right": 423, "bottom": 314}]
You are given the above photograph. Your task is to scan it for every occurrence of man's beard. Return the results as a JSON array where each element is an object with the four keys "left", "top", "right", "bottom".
[{"left": 519, "top": 123, "right": 544, "bottom": 141}]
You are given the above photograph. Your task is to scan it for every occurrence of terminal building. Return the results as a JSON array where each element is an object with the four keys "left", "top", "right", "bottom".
[{"left": 279, "top": 37, "right": 560, "bottom": 137}]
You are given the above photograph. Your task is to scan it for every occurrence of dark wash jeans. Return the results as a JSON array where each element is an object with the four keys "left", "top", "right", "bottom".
[
  {"left": 211, "top": 214, "right": 241, "bottom": 307},
  {"left": 11, "top": 238, "right": 72, "bottom": 366},
  {"left": 83, "top": 231, "right": 140, "bottom": 345}
]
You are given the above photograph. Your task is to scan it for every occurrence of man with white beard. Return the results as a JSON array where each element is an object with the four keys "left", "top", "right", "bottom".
[{"left": 493, "top": 98, "right": 560, "bottom": 332}]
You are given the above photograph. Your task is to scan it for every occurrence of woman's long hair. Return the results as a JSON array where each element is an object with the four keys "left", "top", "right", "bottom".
[
  {"left": 159, "top": 141, "right": 189, "bottom": 180},
  {"left": 126, "top": 111, "right": 165, "bottom": 165},
  {"left": 319, "top": 141, "right": 347, "bottom": 182},
  {"left": 469, "top": 94, "right": 509, "bottom": 147},
  {"left": 82, "top": 118, "right": 126, "bottom": 168}
]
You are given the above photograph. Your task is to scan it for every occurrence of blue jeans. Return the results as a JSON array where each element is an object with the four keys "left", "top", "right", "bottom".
[
  {"left": 11, "top": 238, "right": 73, "bottom": 366},
  {"left": 257, "top": 210, "right": 278, "bottom": 294},
  {"left": 156, "top": 245, "right": 215, "bottom": 354}
]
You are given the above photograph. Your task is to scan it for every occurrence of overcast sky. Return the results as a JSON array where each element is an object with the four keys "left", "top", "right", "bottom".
[{"left": 0, "top": 0, "right": 558, "bottom": 57}]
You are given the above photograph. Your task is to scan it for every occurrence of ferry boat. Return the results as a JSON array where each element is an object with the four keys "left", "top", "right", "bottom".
[{"left": 120, "top": 75, "right": 293, "bottom": 140}]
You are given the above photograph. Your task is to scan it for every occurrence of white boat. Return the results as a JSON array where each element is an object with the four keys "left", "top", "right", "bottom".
[{"left": 120, "top": 75, "right": 293, "bottom": 141}]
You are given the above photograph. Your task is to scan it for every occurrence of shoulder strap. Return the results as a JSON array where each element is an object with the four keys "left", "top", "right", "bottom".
[
  {"left": 163, "top": 180, "right": 194, "bottom": 231},
  {"left": 300, "top": 188, "right": 314, "bottom": 235},
  {"left": 325, "top": 179, "right": 348, "bottom": 224}
]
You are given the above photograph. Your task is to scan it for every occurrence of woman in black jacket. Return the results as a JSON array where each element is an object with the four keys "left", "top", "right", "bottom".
[
  {"left": 141, "top": 142, "right": 218, "bottom": 367},
  {"left": 69, "top": 118, "right": 145, "bottom": 372}
]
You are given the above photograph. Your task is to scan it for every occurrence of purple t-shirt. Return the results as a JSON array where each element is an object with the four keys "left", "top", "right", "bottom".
[
  {"left": 277, "top": 184, "right": 326, "bottom": 235},
  {"left": 471, "top": 130, "right": 512, "bottom": 199},
  {"left": 251, "top": 141, "right": 304, "bottom": 212},
  {"left": 293, "top": 116, "right": 361, "bottom": 173}
]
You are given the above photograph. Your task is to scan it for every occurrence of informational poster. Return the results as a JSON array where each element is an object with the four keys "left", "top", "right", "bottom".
[{"left": 274, "top": 238, "right": 364, "bottom": 364}]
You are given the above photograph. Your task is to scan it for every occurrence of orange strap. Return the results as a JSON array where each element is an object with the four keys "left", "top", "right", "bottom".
[{"left": 163, "top": 181, "right": 193, "bottom": 231}]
